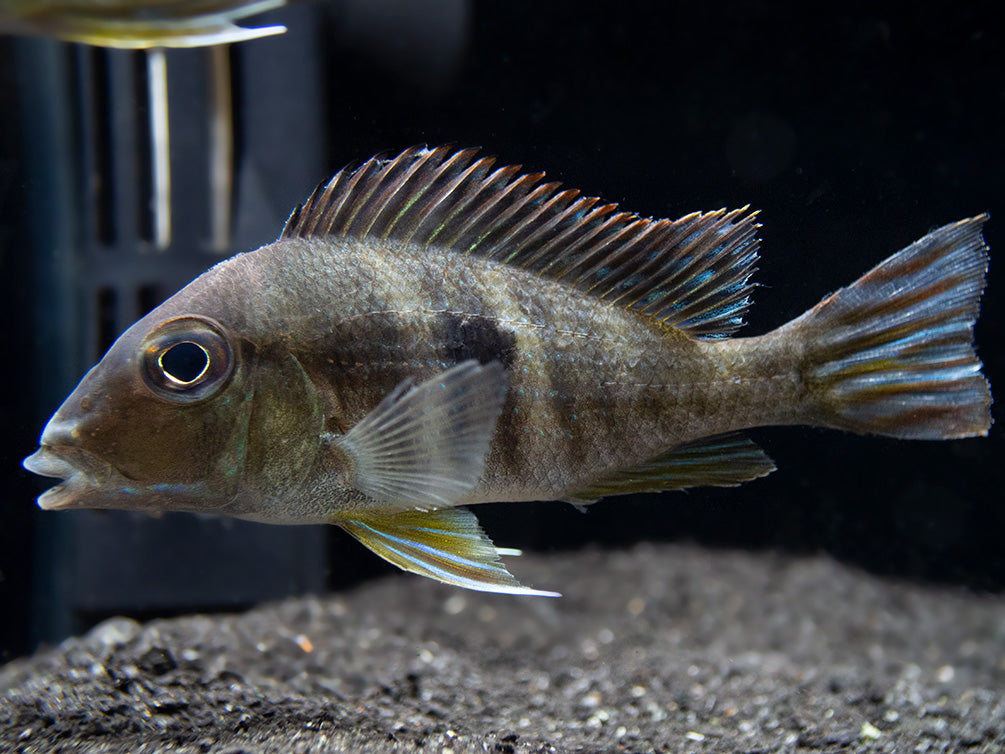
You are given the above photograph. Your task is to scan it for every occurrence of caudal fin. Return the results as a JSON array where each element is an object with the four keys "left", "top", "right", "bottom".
[{"left": 796, "top": 215, "right": 991, "bottom": 439}]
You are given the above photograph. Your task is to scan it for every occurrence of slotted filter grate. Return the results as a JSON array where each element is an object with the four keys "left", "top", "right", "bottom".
[
  {"left": 11, "top": 0, "right": 473, "bottom": 649},
  {"left": 17, "top": 12, "right": 329, "bottom": 643}
]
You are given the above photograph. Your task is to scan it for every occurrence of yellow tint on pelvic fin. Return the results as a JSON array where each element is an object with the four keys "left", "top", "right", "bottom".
[{"left": 339, "top": 507, "right": 560, "bottom": 597}]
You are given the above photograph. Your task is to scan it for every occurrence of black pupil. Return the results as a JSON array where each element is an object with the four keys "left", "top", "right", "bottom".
[{"left": 161, "top": 341, "right": 209, "bottom": 384}]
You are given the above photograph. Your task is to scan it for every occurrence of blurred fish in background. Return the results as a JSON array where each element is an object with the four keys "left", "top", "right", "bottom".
[{"left": 0, "top": 0, "right": 289, "bottom": 48}]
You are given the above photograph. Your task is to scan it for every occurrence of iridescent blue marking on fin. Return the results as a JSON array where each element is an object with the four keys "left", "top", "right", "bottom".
[
  {"left": 795, "top": 215, "right": 991, "bottom": 439},
  {"left": 282, "top": 146, "right": 762, "bottom": 337}
]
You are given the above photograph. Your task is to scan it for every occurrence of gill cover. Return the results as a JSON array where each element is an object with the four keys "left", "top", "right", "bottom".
[{"left": 132, "top": 313, "right": 327, "bottom": 509}]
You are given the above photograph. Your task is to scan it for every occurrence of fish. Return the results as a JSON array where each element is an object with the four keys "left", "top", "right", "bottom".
[
  {"left": 23, "top": 145, "right": 992, "bottom": 597},
  {"left": 0, "top": 0, "right": 287, "bottom": 49}
]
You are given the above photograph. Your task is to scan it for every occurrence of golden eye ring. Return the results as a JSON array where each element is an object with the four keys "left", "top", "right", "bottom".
[{"left": 140, "top": 316, "right": 234, "bottom": 404}]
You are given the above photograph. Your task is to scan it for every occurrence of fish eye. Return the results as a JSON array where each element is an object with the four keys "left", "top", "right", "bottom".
[
  {"left": 159, "top": 341, "right": 210, "bottom": 385},
  {"left": 140, "top": 317, "right": 234, "bottom": 404}
]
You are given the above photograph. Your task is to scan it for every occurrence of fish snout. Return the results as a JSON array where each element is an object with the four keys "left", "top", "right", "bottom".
[
  {"left": 23, "top": 420, "right": 113, "bottom": 510},
  {"left": 37, "top": 417, "right": 84, "bottom": 448}
]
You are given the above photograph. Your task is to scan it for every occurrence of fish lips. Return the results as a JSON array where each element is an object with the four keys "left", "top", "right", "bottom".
[{"left": 23, "top": 444, "right": 114, "bottom": 511}]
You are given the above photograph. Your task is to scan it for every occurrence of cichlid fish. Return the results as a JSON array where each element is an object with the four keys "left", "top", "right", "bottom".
[
  {"left": 23, "top": 146, "right": 992, "bottom": 596},
  {"left": 0, "top": 0, "right": 287, "bottom": 48}
]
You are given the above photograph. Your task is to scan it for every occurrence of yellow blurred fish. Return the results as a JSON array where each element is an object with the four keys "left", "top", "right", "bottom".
[
  {"left": 23, "top": 146, "right": 992, "bottom": 596},
  {"left": 0, "top": 0, "right": 287, "bottom": 48}
]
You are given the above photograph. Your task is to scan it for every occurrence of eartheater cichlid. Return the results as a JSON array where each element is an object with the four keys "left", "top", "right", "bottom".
[{"left": 24, "top": 146, "right": 992, "bottom": 596}]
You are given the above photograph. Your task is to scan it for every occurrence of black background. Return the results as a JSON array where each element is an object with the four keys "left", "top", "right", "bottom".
[{"left": 1, "top": 1, "right": 1002, "bottom": 661}]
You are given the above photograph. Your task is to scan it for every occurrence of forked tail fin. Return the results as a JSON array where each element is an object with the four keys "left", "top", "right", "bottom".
[{"left": 795, "top": 215, "right": 991, "bottom": 439}]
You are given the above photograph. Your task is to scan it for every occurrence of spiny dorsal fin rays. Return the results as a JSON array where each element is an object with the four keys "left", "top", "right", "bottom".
[
  {"left": 534, "top": 206, "right": 637, "bottom": 279},
  {"left": 288, "top": 158, "right": 360, "bottom": 238},
  {"left": 342, "top": 151, "right": 426, "bottom": 239},
  {"left": 282, "top": 146, "right": 762, "bottom": 338},
  {"left": 455, "top": 174, "right": 558, "bottom": 255},
  {"left": 398, "top": 148, "right": 506, "bottom": 246},
  {"left": 574, "top": 216, "right": 673, "bottom": 294},
  {"left": 426, "top": 162, "right": 517, "bottom": 247},
  {"left": 483, "top": 186, "right": 583, "bottom": 259},
  {"left": 389, "top": 148, "right": 490, "bottom": 244},
  {"left": 641, "top": 208, "right": 761, "bottom": 333},
  {"left": 362, "top": 146, "right": 476, "bottom": 244},
  {"left": 494, "top": 190, "right": 589, "bottom": 263}
]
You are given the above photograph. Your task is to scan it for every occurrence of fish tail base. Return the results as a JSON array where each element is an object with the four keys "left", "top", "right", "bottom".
[{"left": 796, "top": 215, "right": 992, "bottom": 439}]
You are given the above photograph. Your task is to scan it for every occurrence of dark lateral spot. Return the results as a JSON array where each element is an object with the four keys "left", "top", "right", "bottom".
[{"left": 438, "top": 312, "right": 517, "bottom": 370}]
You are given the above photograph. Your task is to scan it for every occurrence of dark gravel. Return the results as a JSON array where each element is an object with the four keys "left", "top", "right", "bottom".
[{"left": 3, "top": 543, "right": 1004, "bottom": 753}]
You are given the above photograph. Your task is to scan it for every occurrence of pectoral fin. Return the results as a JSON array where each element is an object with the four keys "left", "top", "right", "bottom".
[
  {"left": 338, "top": 360, "right": 507, "bottom": 511},
  {"left": 568, "top": 432, "right": 776, "bottom": 503},
  {"left": 339, "top": 507, "right": 560, "bottom": 596}
]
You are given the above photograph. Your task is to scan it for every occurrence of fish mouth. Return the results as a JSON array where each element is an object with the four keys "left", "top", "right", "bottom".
[{"left": 23, "top": 445, "right": 113, "bottom": 510}]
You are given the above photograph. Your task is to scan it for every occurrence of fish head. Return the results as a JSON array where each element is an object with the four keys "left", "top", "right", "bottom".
[{"left": 23, "top": 312, "right": 262, "bottom": 514}]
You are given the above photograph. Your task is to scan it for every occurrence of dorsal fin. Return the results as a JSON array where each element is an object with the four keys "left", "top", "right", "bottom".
[{"left": 283, "top": 146, "right": 761, "bottom": 337}]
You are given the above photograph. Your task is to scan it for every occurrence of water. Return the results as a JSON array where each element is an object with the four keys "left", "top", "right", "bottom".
[{"left": 1, "top": 0, "right": 1001, "bottom": 671}]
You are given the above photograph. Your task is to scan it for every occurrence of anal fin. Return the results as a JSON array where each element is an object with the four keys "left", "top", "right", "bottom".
[
  {"left": 339, "top": 507, "right": 559, "bottom": 597},
  {"left": 568, "top": 432, "right": 776, "bottom": 503}
]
